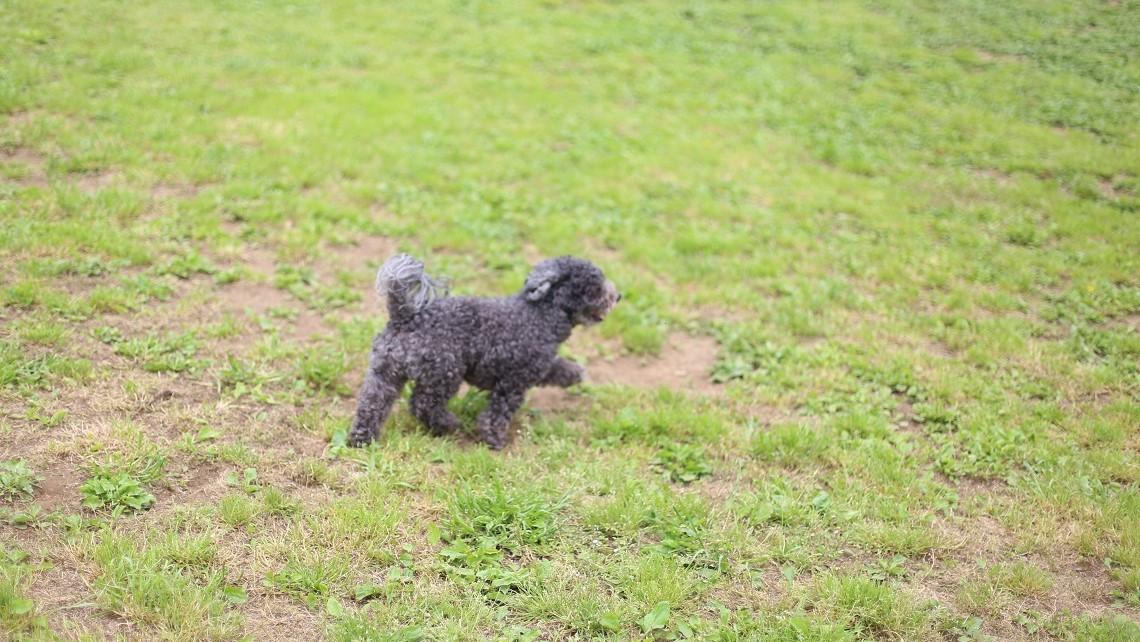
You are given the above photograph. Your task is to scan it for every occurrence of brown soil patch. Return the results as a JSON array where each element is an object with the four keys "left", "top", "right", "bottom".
[
  {"left": 522, "top": 243, "right": 543, "bottom": 265},
  {"left": 28, "top": 461, "right": 85, "bottom": 512},
  {"left": 934, "top": 513, "right": 1005, "bottom": 558},
  {"left": 212, "top": 281, "right": 332, "bottom": 339},
  {"left": 588, "top": 332, "right": 718, "bottom": 392},
  {"left": 975, "top": 50, "right": 1024, "bottom": 64},
  {"left": 697, "top": 476, "right": 743, "bottom": 504},
  {"left": 25, "top": 550, "right": 133, "bottom": 640},
  {"left": 236, "top": 243, "right": 279, "bottom": 277},
  {"left": 2, "top": 148, "right": 49, "bottom": 189},
  {"left": 892, "top": 393, "right": 925, "bottom": 436},
  {"left": 240, "top": 593, "right": 322, "bottom": 642},
  {"left": 325, "top": 235, "right": 398, "bottom": 273},
  {"left": 971, "top": 166, "right": 1015, "bottom": 186},
  {"left": 0, "top": 147, "right": 118, "bottom": 193},
  {"left": 150, "top": 182, "right": 204, "bottom": 200},
  {"left": 74, "top": 170, "right": 118, "bottom": 193},
  {"left": 1116, "top": 313, "right": 1140, "bottom": 332},
  {"left": 528, "top": 332, "right": 720, "bottom": 414},
  {"left": 1044, "top": 555, "right": 1118, "bottom": 618},
  {"left": 292, "top": 310, "right": 328, "bottom": 339},
  {"left": 215, "top": 282, "right": 289, "bottom": 316},
  {"left": 168, "top": 463, "right": 226, "bottom": 503},
  {"left": 526, "top": 387, "right": 585, "bottom": 414}
]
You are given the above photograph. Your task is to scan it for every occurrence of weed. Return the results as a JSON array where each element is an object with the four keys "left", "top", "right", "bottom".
[
  {"left": 294, "top": 457, "right": 337, "bottom": 487},
  {"left": 987, "top": 560, "right": 1053, "bottom": 598},
  {"left": 204, "top": 312, "right": 243, "bottom": 339},
  {"left": 261, "top": 486, "right": 301, "bottom": 516},
  {"left": 217, "top": 356, "right": 282, "bottom": 401},
  {"left": 224, "top": 468, "right": 261, "bottom": 494},
  {"left": 112, "top": 331, "right": 208, "bottom": 373},
  {"left": 7, "top": 316, "right": 72, "bottom": 347},
  {"left": 869, "top": 556, "right": 908, "bottom": 582},
  {"left": 91, "top": 530, "right": 242, "bottom": 640},
  {"left": 0, "top": 341, "right": 92, "bottom": 388},
  {"left": 80, "top": 472, "right": 156, "bottom": 514},
  {"left": 295, "top": 349, "right": 351, "bottom": 395},
  {"left": 85, "top": 432, "right": 168, "bottom": 485},
  {"left": 648, "top": 495, "right": 730, "bottom": 574},
  {"left": 0, "top": 546, "right": 47, "bottom": 634},
  {"left": 652, "top": 442, "right": 713, "bottom": 484},
  {"left": 218, "top": 494, "right": 260, "bottom": 529},
  {"left": 264, "top": 554, "right": 352, "bottom": 608},
  {"left": 813, "top": 573, "right": 937, "bottom": 639},
  {"left": 441, "top": 481, "right": 563, "bottom": 553},
  {"left": 712, "top": 334, "right": 791, "bottom": 383},
  {"left": 153, "top": 250, "right": 216, "bottom": 279},
  {"left": 0, "top": 461, "right": 39, "bottom": 499}
]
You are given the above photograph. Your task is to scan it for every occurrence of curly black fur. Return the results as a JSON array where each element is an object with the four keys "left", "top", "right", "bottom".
[{"left": 349, "top": 255, "right": 620, "bottom": 450}]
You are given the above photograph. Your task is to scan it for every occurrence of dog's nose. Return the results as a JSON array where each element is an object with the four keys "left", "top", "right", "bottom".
[{"left": 616, "top": 292, "right": 622, "bottom": 302}]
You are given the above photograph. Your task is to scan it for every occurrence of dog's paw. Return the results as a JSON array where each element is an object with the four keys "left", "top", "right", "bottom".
[
  {"left": 565, "top": 362, "right": 586, "bottom": 385},
  {"left": 541, "top": 359, "right": 586, "bottom": 388},
  {"left": 347, "top": 429, "right": 375, "bottom": 448}
]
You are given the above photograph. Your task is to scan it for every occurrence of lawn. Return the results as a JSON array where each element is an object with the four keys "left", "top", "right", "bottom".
[{"left": 1, "top": 0, "right": 1139, "bottom": 640}]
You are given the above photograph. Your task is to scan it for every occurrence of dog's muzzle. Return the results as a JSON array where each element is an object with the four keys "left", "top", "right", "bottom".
[{"left": 583, "top": 280, "right": 620, "bottom": 324}]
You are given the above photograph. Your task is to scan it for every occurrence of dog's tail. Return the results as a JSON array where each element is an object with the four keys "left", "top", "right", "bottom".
[{"left": 375, "top": 254, "right": 449, "bottom": 326}]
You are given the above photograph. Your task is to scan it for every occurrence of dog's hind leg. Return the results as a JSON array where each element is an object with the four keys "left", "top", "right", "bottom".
[
  {"left": 349, "top": 364, "right": 406, "bottom": 447},
  {"left": 408, "top": 375, "right": 463, "bottom": 436},
  {"left": 476, "top": 385, "right": 527, "bottom": 450}
]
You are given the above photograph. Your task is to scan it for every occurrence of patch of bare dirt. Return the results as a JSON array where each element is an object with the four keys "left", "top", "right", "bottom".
[
  {"left": 589, "top": 332, "right": 719, "bottom": 392},
  {"left": 0, "top": 147, "right": 119, "bottom": 193},
  {"left": 526, "top": 387, "right": 585, "bottom": 414},
  {"left": 891, "top": 393, "right": 925, "bottom": 436},
  {"left": 1, "top": 148, "right": 49, "bottom": 188},
  {"left": 237, "top": 591, "right": 317, "bottom": 640},
  {"left": 150, "top": 182, "right": 204, "bottom": 200},
  {"left": 1116, "top": 313, "right": 1140, "bottom": 332},
  {"left": 697, "top": 476, "right": 742, "bottom": 504},
  {"left": 522, "top": 243, "right": 544, "bottom": 265},
  {"left": 73, "top": 170, "right": 117, "bottom": 193},
  {"left": 527, "top": 332, "right": 720, "bottom": 413},
  {"left": 26, "top": 550, "right": 136, "bottom": 640},
  {"left": 933, "top": 513, "right": 1006, "bottom": 558},
  {"left": 28, "top": 461, "right": 85, "bottom": 512},
  {"left": 213, "top": 281, "right": 332, "bottom": 339},
  {"left": 292, "top": 310, "right": 328, "bottom": 339},
  {"left": 1044, "top": 555, "right": 1118, "bottom": 617},
  {"left": 705, "top": 566, "right": 787, "bottom": 613},
  {"left": 971, "top": 166, "right": 1016, "bottom": 186},
  {"left": 238, "top": 243, "right": 278, "bottom": 277},
  {"left": 166, "top": 463, "right": 226, "bottom": 503},
  {"left": 215, "top": 282, "right": 290, "bottom": 315},
  {"left": 326, "top": 235, "right": 398, "bottom": 272},
  {"left": 976, "top": 50, "right": 1025, "bottom": 64}
]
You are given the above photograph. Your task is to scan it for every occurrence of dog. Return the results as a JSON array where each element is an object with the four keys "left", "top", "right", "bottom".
[{"left": 349, "top": 254, "right": 620, "bottom": 449}]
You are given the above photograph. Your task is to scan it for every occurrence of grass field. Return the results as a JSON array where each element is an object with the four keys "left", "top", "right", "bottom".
[{"left": 2, "top": 0, "right": 1139, "bottom": 640}]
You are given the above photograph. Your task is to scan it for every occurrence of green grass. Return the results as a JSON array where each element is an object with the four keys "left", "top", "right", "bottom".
[{"left": 1, "top": 0, "right": 1139, "bottom": 639}]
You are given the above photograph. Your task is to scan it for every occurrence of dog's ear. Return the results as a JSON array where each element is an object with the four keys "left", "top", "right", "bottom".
[
  {"left": 523, "top": 259, "right": 564, "bottom": 302},
  {"left": 525, "top": 280, "right": 552, "bottom": 301}
]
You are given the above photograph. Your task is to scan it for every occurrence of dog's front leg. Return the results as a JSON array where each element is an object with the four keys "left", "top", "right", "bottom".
[
  {"left": 477, "top": 385, "right": 527, "bottom": 450},
  {"left": 538, "top": 357, "right": 585, "bottom": 388},
  {"left": 349, "top": 366, "right": 405, "bottom": 447}
]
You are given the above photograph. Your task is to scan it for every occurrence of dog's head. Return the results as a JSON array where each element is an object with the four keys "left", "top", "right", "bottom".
[{"left": 522, "top": 256, "right": 620, "bottom": 325}]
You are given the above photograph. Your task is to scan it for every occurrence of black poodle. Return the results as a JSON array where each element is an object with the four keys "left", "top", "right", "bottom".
[{"left": 349, "top": 254, "right": 620, "bottom": 449}]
